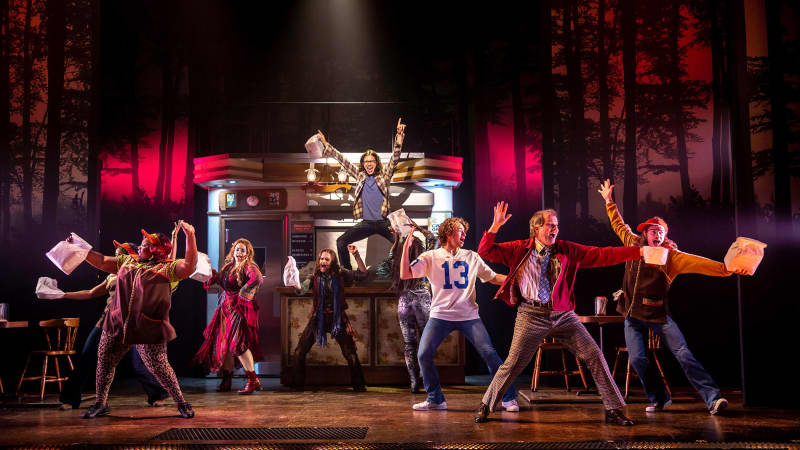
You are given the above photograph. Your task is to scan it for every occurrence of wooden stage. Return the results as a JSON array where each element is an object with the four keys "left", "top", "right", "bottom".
[{"left": 1, "top": 377, "right": 798, "bottom": 448}]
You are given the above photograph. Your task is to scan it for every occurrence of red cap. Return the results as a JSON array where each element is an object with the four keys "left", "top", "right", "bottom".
[{"left": 636, "top": 217, "right": 668, "bottom": 235}]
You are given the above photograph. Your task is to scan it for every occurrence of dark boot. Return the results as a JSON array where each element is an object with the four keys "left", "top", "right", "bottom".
[
  {"left": 605, "top": 408, "right": 635, "bottom": 426},
  {"left": 216, "top": 369, "right": 232, "bottom": 392},
  {"left": 238, "top": 370, "right": 261, "bottom": 394},
  {"left": 474, "top": 402, "right": 490, "bottom": 423},
  {"left": 177, "top": 402, "right": 195, "bottom": 418},
  {"left": 82, "top": 402, "right": 110, "bottom": 419}
]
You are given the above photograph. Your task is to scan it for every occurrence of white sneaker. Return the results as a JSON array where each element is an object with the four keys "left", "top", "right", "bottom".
[
  {"left": 645, "top": 398, "right": 672, "bottom": 413},
  {"left": 412, "top": 400, "right": 447, "bottom": 411},
  {"left": 709, "top": 397, "right": 728, "bottom": 415},
  {"left": 502, "top": 399, "right": 520, "bottom": 412}
]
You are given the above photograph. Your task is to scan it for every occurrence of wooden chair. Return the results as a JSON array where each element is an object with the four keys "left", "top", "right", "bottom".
[
  {"left": 611, "top": 328, "right": 671, "bottom": 400},
  {"left": 531, "top": 337, "right": 588, "bottom": 392},
  {"left": 16, "top": 318, "right": 80, "bottom": 400}
]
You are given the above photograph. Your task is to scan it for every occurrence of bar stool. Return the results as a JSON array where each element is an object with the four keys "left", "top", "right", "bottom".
[
  {"left": 17, "top": 318, "right": 80, "bottom": 400},
  {"left": 531, "top": 337, "right": 588, "bottom": 392},
  {"left": 611, "top": 328, "right": 671, "bottom": 399}
]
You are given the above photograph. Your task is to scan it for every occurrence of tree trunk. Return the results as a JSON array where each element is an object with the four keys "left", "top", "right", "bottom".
[
  {"left": 155, "top": 54, "right": 171, "bottom": 205},
  {"left": 563, "top": 2, "right": 584, "bottom": 223},
  {"left": 709, "top": 0, "right": 723, "bottom": 207},
  {"left": 43, "top": 0, "right": 65, "bottom": 221},
  {"left": 670, "top": 0, "right": 692, "bottom": 203},
  {"left": 86, "top": 0, "right": 101, "bottom": 245},
  {"left": 765, "top": 0, "right": 791, "bottom": 234},
  {"left": 130, "top": 137, "right": 139, "bottom": 199},
  {"left": 540, "top": 0, "right": 555, "bottom": 209},
  {"left": 598, "top": 0, "right": 613, "bottom": 184},
  {"left": 511, "top": 29, "right": 527, "bottom": 218},
  {"left": 622, "top": 0, "right": 638, "bottom": 222},
  {"left": 1, "top": 0, "right": 10, "bottom": 241},
  {"left": 21, "top": 0, "right": 33, "bottom": 227}
]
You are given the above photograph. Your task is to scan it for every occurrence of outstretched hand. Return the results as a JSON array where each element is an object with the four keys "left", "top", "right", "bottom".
[
  {"left": 598, "top": 179, "right": 614, "bottom": 204},
  {"left": 179, "top": 220, "right": 195, "bottom": 235},
  {"left": 491, "top": 201, "right": 512, "bottom": 231}
]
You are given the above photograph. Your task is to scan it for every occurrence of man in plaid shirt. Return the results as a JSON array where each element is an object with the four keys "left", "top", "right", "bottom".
[{"left": 316, "top": 118, "right": 406, "bottom": 270}]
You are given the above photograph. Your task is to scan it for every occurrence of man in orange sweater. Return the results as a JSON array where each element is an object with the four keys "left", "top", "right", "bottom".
[{"left": 598, "top": 179, "right": 749, "bottom": 415}]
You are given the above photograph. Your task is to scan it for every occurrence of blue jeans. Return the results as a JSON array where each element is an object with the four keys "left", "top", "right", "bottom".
[
  {"left": 418, "top": 317, "right": 518, "bottom": 404},
  {"left": 624, "top": 316, "right": 722, "bottom": 409}
]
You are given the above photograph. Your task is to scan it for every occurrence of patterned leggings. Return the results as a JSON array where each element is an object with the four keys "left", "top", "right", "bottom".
[
  {"left": 397, "top": 289, "right": 431, "bottom": 384},
  {"left": 96, "top": 330, "right": 184, "bottom": 406}
]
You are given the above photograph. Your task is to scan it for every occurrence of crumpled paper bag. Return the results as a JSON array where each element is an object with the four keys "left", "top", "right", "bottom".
[
  {"left": 46, "top": 233, "right": 92, "bottom": 275},
  {"left": 305, "top": 133, "right": 325, "bottom": 159},
  {"left": 724, "top": 237, "right": 766, "bottom": 275},
  {"left": 283, "top": 256, "right": 300, "bottom": 288},
  {"left": 387, "top": 208, "right": 414, "bottom": 237},
  {"left": 190, "top": 252, "right": 213, "bottom": 283},
  {"left": 35, "top": 277, "right": 65, "bottom": 299}
]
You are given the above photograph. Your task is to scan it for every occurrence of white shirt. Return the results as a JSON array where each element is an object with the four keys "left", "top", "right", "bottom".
[{"left": 409, "top": 247, "right": 497, "bottom": 321}]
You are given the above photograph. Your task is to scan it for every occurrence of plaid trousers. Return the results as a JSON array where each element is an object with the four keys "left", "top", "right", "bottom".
[{"left": 481, "top": 308, "right": 625, "bottom": 411}]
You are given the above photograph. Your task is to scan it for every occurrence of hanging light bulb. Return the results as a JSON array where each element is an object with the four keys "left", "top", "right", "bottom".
[{"left": 305, "top": 162, "right": 319, "bottom": 183}]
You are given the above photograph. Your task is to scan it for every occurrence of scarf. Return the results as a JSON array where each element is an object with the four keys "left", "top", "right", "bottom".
[{"left": 314, "top": 273, "right": 343, "bottom": 347}]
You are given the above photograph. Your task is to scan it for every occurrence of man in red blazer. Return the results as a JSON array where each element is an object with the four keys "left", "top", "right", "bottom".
[{"left": 474, "top": 202, "right": 643, "bottom": 426}]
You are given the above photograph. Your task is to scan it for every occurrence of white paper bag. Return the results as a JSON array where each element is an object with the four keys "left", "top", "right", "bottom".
[
  {"left": 283, "top": 256, "right": 300, "bottom": 288},
  {"left": 642, "top": 246, "right": 669, "bottom": 265},
  {"left": 190, "top": 252, "right": 213, "bottom": 283},
  {"left": 387, "top": 208, "right": 414, "bottom": 237},
  {"left": 304, "top": 133, "right": 325, "bottom": 159},
  {"left": 724, "top": 237, "right": 766, "bottom": 275},
  {"left": 35, "top": 277, "right": 65, "bottom": 299},
  {"left": 46, "top": 233, "right": 93, "bottom": 275}
]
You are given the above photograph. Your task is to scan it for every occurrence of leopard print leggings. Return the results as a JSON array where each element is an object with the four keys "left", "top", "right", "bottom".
[{"left": 95, "top": 329, "right": 184, "bottom": 406}]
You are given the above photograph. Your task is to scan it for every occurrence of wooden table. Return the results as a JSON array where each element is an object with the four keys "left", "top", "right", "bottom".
[
  {"left": 579, "top": 315, "right": 624, "bottom": 356},
  {"left": 0, "top": 321, "right": 28, "bottom": 394}
]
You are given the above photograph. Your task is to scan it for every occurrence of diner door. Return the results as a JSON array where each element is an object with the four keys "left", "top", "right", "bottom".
[{"left": 224, "top": 219, "right": 284, "bottom": 376}]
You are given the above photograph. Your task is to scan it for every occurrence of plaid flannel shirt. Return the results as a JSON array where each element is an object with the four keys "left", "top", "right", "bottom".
[{"left": 322, "top": 136, "right": 403, "bottom": 220}]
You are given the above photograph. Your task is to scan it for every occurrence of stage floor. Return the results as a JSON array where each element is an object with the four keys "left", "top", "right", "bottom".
[{"left": 1, "top": 377, "right": 799, "bottom": 448}]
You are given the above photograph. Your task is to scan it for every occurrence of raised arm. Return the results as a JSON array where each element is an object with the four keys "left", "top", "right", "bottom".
[
  {"left": 173, "top": 220, "right": 198, "bottom": 280},
  {"left": 169, "top": 222, "right": 180, "bottom": 260},
  {"left": 599, "top": 179, "right": 637, "bottom": 246},
  {"left": 383, "top": 118, "right": 405, "bottom": 179},
  {"left": 477, "top": 201, "right": 517, "bottom": 266},
  {"left": 61, "top": 280, "right": 109, "bottom": 301},
  {"left": 399, "top": 226, "right": 418, "bottom": 280},
  {"left": 83, "top": 249, "right": 118, "bottom": 274},
  {"left": 347, "top": 244, "right": 367, "bottom": 273},
  {"left": 317, "top": 130, "right": 360, "bottom": 179}
]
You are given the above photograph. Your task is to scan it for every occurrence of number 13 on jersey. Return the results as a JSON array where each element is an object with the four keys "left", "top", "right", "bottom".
[{"left": 441, "top": 261, "right": 469, "bottom": 289}]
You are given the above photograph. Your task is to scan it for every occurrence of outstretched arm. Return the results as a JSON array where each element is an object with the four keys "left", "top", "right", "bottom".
[
  {"left": 599, "top": 179, "right": 637, "bottom": 246},
  {"left": 84, "top": 249, "right": 118, "bottom": 273},
  {"left": 317, "top": 130, "right": 360, "bottom": 179},
  {"left": 173, "top": 221, "right": 198, "bottom": 280},
  {"left": 489, "top": 273, "right": 507, "bottom": 286},
  {"left": 61, "top": 280, "right": 109, "bottom": 300},
  {"left": 400, "top": 226, "right": 419, "bottom": 280}
]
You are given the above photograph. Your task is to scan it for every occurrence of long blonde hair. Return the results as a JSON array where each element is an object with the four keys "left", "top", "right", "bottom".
[{"left": 224, "top": 238, "right": 258, "bottom": 285}]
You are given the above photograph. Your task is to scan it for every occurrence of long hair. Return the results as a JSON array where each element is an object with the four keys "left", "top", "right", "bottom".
[
  {"left": 359, "top": 149, "right": 384, "bottom": 175},
  {"left": 437, "top": 217, "right": 469, "bottom": 247},
  {"left": 223, "top": 238, "right": 258, "bottom": 285},
  {"left": 314, "top": 248, "right": 341, "bottom": 277},
  {"left": 390, "top": 233, "right": 426, "bottom": 291}
]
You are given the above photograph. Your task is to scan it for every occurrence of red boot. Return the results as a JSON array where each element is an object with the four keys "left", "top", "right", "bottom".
[{"left": 238, "top": 370, "right": 262, "bottom": 394}]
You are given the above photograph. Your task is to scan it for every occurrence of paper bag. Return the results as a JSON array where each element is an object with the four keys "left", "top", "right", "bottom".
[
  {"left": 387, "top": 208, "right": 414, "bottom": 237},
  {"left": 304, "top": 133, "right": 325, "bottom": 159},
  {"left": 46, "top": 233, "right": 93, "bottom": 275},
  {"left": 283, "top": 256, "right": 300, "bottom": 288},
  {"left": 190, "top": 252, "right": 212, "bottom": 283},
  {"left": 35, "top": 277, "right": 65, "bottom": 299},
  {"left": 724, "top": 237, "right": 766, "bottom": 275}
]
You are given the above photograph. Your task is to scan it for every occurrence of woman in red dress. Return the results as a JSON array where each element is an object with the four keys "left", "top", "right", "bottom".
[{"left": 193, "top": 238, "right": 264, "bottom": 394}]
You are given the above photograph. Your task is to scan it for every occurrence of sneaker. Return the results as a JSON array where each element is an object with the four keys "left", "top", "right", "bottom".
[
  {"left": 412, "top": 400, "right": 447, "bottom": 411},
  {"left": 645, "top": 398, "right": 672, "bottom": 413},
  {"left": 709, "top": 397, "right": 728, "bottom": 415},
  {"left": 502, "top": 399, "right": 520, "bottom": 412}
]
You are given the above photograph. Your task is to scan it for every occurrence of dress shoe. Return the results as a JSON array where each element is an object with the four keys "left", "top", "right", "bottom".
[
  {"left": 605, "top": 408, "right": 634, "bottom": 426},
  {"left": 82, "top": 402, "right": 110, "bottom": 419},
  {"left": 709, "top": 397, "right": 728, "bottom": 415},
  {"left": 474, "top": 402, "right": 490, "bottom": 423},
  {"left": 353, "top": 385, "right": 367, "bottom": 392},
  {"left": 177, "top": 401, "right": 195, "bottom": 418}
]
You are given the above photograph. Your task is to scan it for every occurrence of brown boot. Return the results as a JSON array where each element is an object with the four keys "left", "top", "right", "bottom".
[
  {"left": 238, "top": 370, "right": 261, "bottom": 394},
  {"left": 216, "top": 369, "right": 232, "bottom": 392}
]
